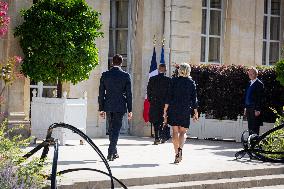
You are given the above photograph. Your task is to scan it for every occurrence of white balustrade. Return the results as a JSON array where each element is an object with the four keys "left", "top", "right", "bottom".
[{"left": 188, "top": 114, "right": 274, "bottom": 142}]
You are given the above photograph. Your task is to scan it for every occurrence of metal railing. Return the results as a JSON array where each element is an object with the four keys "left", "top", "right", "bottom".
[
  {"left": 23, "top": 123, "right": 127, "bottom": 189},
  {"left": 235, "top": 123, "right": 284, "bottom": 163}
]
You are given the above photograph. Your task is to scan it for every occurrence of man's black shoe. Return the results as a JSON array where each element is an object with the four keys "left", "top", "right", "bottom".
[
  {"left": 114, "top": 154, "right": 119, "bottom": 159},
  {"left": 107, "top": 154, "right": 114, "bottom": 161},
  {"left": 153, "top": 140, "right": 160, "bottom": 145}
]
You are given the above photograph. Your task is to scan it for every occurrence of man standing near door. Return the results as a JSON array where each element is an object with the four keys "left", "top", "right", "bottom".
[
  {"left": 98, "top": 54, "right": 132, "bottom": 161},
  {"left": 147, "top": 64, "right": 171, "bottom": 145}
]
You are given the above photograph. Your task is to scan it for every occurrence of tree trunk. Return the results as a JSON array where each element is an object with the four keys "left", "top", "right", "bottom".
[{"left": 57, "top": 80, "right": 62, "bottom": 98}]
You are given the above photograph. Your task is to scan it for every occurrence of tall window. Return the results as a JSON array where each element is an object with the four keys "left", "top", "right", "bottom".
[
  {"left": 109, "top": 0, "right": 129, "bottom": 70},
  {"left": 263, "top": 0, "right": 281, "bottom": 65},
  {"left": 201, "top": 0, "right": 223, "bottom": 63}
]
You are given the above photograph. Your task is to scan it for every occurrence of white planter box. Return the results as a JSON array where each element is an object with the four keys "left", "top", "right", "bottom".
[
  {"left": 188, "top": 114, "right": 275, "bottom": 142},
  {"left": 203, "top": 119, "right": 238, "bottom": 140},
  {"left": 188, "top": 114, "right": 205, "bottom": 139},
  {"left": 31, "top": 97, "right": 87, "bottom": 145}
]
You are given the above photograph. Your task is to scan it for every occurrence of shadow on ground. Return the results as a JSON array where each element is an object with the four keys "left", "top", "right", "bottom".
[{"left": 110, "top": 163, "right": 159, "bottom": 168}]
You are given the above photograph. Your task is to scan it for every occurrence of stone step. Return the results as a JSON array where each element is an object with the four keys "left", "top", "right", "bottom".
[
  {"left": 57, "top": 167, "right": 284, "bottom": 189},
  {"left": 242, "top": 185, "right": 284, "bottom": 189},
  {"left": 122, "top": 174, "right": 284, "bottom": 189}
]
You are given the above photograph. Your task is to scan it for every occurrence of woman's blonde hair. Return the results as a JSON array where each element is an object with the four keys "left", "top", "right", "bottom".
[{"left": 178, "top": 63, "right": 191, "bottom": 77}]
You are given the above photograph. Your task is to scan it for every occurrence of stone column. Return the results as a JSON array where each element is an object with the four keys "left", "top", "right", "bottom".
[
  {"left": 190, "top": 0, "right": 202, "bottom": 65},
  {"left": 169, "top": 0, "right": 192, "bottom": 64},
  {"left": 223, "top": 0, "right": 264, "bottom": 66},
  {"left": 164, "top": 0, "right": 171, "bottom": 76},
  {"left": 165, "top": 0, "right": 201, "bottom": 67},
  {"left": 0, "top": 0, "right": 33, "bottom": 138},
  {"left": 130, "top": 0, "right": 165, "bottom": 136},
  {"left": 129, "top": 0, "right": 145, "bottom": 136},
  {"left": 5, "top": 0, "right": 32, "bottom": 122}
]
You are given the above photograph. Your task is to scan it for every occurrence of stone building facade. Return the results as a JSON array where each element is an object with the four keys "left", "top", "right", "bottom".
[{"left": 1, "top": 0, "right": 283, "bottom": 137}]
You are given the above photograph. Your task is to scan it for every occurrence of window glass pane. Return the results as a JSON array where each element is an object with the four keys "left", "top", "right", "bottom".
[
  {"left": 269, "top": 42, "right": 279, "bottom": 65},
  {"left": 270, "top": 16, "right": 280, "bottom": 40},
  {"left": 121, "top": 58, "right": 128, "bottom": 69},
  {"left": 110, "top": 1, "right": 113, "bottom": 27},
  {"left": 202, "top": 0, "right": 207, "bottom": 7},
  {"left": 200, "top": 37, "right": 206, "bottom": 62},
  {"left": 208, "top": 37, "right": 220, "bottom": 62},
  {"left": 271, "top": 0, "right": 280, "bottom": 15},
  {"left": 210, "top": 0, "right": 222, "bottom": 9},
  {"left": 108, "top": 30, "right": 114, "bottom": 57},
  {"left": 264, "top": 0, "right": 268, "bottom": 14},
  {"left": 202, "top": 9, "right": 207, "bottom": 34},
  {"left": 209, "top": 10, "right": 221, "bottom": 35},
  {"left": 42, "top": 88, "right": 55, "bottom": 98},
  {"left": 263, "top": 16, "right": 267, "bottom": 39},
  {"left": 262, "top": 41, "right": 266, "bottom": 65},
  {"left": 116, "top": 1, "right": 128, "bottom": 28},
  {"left": 108, "top": 58, "right": 112, "bottom": 69},
  {"left": 116, "top": 30, "right": 128, "bottom": 56}
]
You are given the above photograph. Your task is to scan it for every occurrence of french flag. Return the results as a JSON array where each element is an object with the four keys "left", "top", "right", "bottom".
[
  {"left": 143, "top": 47, "right": 158, "bottom": 123},
  {"left": 143, "top": 46, "right": 165, "bottom": 123}
]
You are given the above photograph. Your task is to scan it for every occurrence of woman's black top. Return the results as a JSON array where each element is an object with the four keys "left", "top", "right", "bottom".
[{"left": 166, "top": 76, "right": 198, "bottom": 128}]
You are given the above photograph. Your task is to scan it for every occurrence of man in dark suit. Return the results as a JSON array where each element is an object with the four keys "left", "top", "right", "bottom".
[
  {"left": 147, "top": 64, "right": 171, "bottom": 145},
  {"left": 98, "top": 54, "right": 132, "bottom": 161},
  {"left": 244, "top": 67, "right": 264, "bottom": 135}
]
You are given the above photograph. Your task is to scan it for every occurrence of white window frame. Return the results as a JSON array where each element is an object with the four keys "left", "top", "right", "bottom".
[
  {"left": 201, "top": 0, "right": 223, "bottom": 64},
  {"left": 263, "top": 0, "right": 281, "bottom": 66}
]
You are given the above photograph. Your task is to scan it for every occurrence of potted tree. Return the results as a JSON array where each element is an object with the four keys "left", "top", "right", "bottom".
[{"left": 14, "top": 0, "right": 103, "bottom": 144}]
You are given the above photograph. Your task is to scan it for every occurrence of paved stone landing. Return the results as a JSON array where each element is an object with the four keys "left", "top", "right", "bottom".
[{"left": 25, "top": 136, "right": 284, "bottom": 189}]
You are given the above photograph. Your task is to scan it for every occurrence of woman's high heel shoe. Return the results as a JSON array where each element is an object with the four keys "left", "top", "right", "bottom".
[
  {"left": 174, "top": 153, "right": 180, "bottom": 163},
  {"left": 174, "top": 148, "right": 183, "bottom": 164},
  {"left": 178, "top": 147, "right": 182, "bottom": 161}
]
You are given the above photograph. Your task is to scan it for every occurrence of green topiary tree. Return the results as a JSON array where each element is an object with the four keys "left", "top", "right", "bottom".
[{"left": 14, "top": 0, "right": 103, "bottom": 97}]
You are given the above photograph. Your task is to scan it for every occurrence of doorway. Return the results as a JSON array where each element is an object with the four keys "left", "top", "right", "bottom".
[{"left": 108, "top": 0, "right": 130, "bottom": 134}]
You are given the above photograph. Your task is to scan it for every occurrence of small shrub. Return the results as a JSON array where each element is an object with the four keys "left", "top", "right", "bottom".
[
  {"left": 275, "top": 59, "right": 284, "bottom": 86},
  {"left": 259, "top": 107, "right": 284, "bottom": 159},
  {"left": 0, "top": 120, "right": 46, "bottom": 189}
]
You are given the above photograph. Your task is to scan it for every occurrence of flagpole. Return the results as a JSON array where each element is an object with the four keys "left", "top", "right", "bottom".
[
  {"left": 169, "top": 0, "right": 173, "bottom": 76},
  {"left": 153, "top": 35, "right": 157, "bottom": 47},
  {"left": 150, "top": 35, "right": 156, "bottom": 137},
  {"left": 161, "top": 38, "right": 165, "bottom": 47}
]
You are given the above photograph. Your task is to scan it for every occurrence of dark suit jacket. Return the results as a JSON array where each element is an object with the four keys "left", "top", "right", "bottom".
[
  {"left": 147, "top": 73, "right": 171, "bottom": 123},
  {"left": 244, "top": 78, "right": 264, "bottom": 126},
  {"left": 244, "top": 78, "right": 264, "bottom": 111},
  {"left": 98, "top": 67, "right": 132, "bottom": 113}
]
